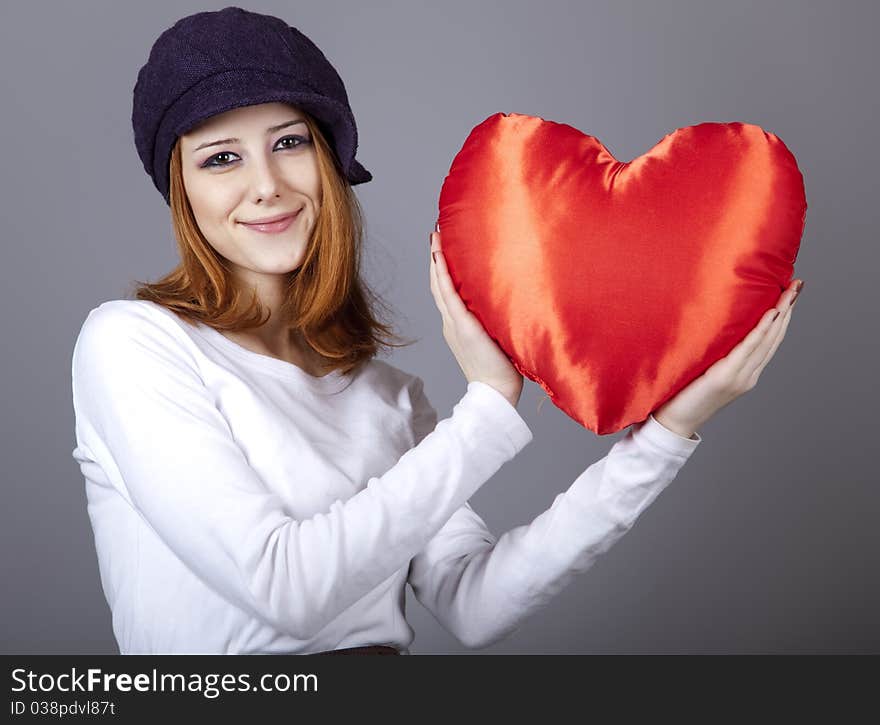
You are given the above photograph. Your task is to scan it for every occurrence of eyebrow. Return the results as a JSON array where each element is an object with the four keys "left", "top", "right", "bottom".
[{"left": 192, "top": 119, "right": 307, "bottom": 153}]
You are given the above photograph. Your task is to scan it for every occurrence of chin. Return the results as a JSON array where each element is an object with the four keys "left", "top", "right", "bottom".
[{"left": 267, "top": 252, "right": 307, "bottom": 275}]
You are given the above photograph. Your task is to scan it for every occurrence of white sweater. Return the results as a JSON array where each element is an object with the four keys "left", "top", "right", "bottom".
[{"left": 70, "top": 299, "right": 701, "bottom": 654}]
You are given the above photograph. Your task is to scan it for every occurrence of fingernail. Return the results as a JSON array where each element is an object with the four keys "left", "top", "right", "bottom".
[{"left": 435, "top": 221, "right": 440, "bottom": 232}]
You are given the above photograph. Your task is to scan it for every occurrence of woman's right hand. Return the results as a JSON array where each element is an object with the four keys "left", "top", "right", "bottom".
[{"left": 429, "top": 226, "right": 524, "bottom": 408}]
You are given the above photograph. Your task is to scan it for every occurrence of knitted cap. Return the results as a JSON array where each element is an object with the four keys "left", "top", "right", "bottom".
[{"left": 132, "top": 6, "right": 372, "bottom": 205}]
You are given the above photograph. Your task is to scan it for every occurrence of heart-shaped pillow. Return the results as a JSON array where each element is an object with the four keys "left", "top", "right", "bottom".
[{"left": 437, "top": 113, "right": 807, "bottom": 434}]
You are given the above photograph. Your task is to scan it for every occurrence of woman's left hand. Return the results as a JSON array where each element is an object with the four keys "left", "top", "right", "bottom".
[{"left": 652, "top": 279, "right": 805, "bottom": 440}]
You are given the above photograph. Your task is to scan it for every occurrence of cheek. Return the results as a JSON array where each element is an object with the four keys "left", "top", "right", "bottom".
[
  {"left": 186, "top": 178, "right": 237, "bottom": 225},
  {"left": 292, "top": 154, "right": 321, "bottom": 201}
]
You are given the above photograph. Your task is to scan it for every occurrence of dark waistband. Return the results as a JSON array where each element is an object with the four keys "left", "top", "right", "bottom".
[{"left": 309, "top": 645, "right": 400, "bottom": 655}]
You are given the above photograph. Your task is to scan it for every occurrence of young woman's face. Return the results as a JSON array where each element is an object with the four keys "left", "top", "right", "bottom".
[{"left": 180, "top": 101, "right": 321, "bottom": 284}]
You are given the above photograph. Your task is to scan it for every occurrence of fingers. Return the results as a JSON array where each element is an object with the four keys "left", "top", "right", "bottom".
[
  {"left": 726, "top": 307, "right": 781, "bottom": 370},
  {"left": 727, "top": 280, "right": 801, "bottom": 371},
  {"left": 745, "top": 282, "right": 800, "bottom": 379},
  {"left": 429, "top": 232, "right": 450, "bottom": 321},
  {"left": 778, "top": 279, "right": 803, "bottom": 310},
  {"left": 430, "top": 231, "right": 471, "bottom": 321},
  {"left": 750, "top": 302, "right": 793, "bottom": 378}
]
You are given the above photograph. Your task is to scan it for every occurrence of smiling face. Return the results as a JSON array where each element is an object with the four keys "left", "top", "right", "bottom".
[{"left": 179, "top": 102, "right": 322, "bottom": 292}]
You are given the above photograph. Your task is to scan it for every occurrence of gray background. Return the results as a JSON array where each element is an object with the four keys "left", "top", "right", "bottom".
[{"left": 1, "top": 0, "right": 877, "bottom": 654}]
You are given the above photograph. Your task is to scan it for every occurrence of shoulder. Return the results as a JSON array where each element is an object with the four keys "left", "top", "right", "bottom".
[
  {"left": 357, "top": 359, "right": 436, "bottom": 443},
  {"left": 362, "top": 357, "right": 419, "bottom": 388},
  {"left": 363, "top": 357, "right": 424, "bottom": 392},
  {"left": 73, "top": 299, "right": 200, "bottom": 370},
  {"left": 77, "top": 298, "right": 189, "bottom": 334},
  {"left": 357, "top": 358, "right": 428, "bottom": 409}
]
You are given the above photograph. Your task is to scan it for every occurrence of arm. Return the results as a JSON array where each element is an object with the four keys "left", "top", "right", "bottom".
[
  {"left": 408, "top": 388, "right": 701, "bottom": 649},
  {"left": 71, "top": 303, "right": 532, "bottom": 640}
]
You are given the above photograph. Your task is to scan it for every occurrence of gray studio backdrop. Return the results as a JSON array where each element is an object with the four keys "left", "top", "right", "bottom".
[{"left": 1, "top": 0, "right": 877, "bottom": 654}]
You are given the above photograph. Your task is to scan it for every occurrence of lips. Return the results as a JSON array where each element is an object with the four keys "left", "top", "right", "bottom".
[
  {"left": 241, "top": 210, "right": 300, "bottom": 225},
  {"left": 239, "top": 208, "right": 302, "bottom": 234}
]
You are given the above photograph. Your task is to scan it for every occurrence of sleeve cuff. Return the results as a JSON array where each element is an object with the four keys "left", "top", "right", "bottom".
[
  {"left": 464, "top": 381, "right": 533, "bottom": 453},
  {"left": 632, "top": 413, "right": 702, "bottom": 459}
]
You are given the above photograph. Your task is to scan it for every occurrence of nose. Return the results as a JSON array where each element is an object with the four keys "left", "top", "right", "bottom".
[{"left": 247, "top": 152, "right": 283, "bottom": 202}]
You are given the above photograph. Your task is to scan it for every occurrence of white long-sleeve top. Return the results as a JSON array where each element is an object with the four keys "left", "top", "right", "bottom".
[{"left": 70, "top": 299, "right": 702, "bottom": 654}]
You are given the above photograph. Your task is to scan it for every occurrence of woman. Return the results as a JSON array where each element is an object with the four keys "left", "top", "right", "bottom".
[{"left": 70, "top": 7, "right": 802, "bottom": 655}]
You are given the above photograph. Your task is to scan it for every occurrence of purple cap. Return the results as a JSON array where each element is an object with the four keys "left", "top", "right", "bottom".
[{"left": 132, "top": 6, "right": 372, "bottom": 205}]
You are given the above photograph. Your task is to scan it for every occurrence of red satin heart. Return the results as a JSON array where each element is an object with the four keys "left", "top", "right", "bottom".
[{"left": 437, "top": 113, "right": 807, "bottom": 434}]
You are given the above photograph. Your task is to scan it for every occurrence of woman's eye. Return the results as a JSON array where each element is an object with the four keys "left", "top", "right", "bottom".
[
  {"left": 202, "top": 152, "right": 236, "bottom": 168},
  {"left": 276, "top": 134, "right": 309, "bottom": 150},
  {"left": 201, "top": 135, "right": 310, "bottom": 168}
]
